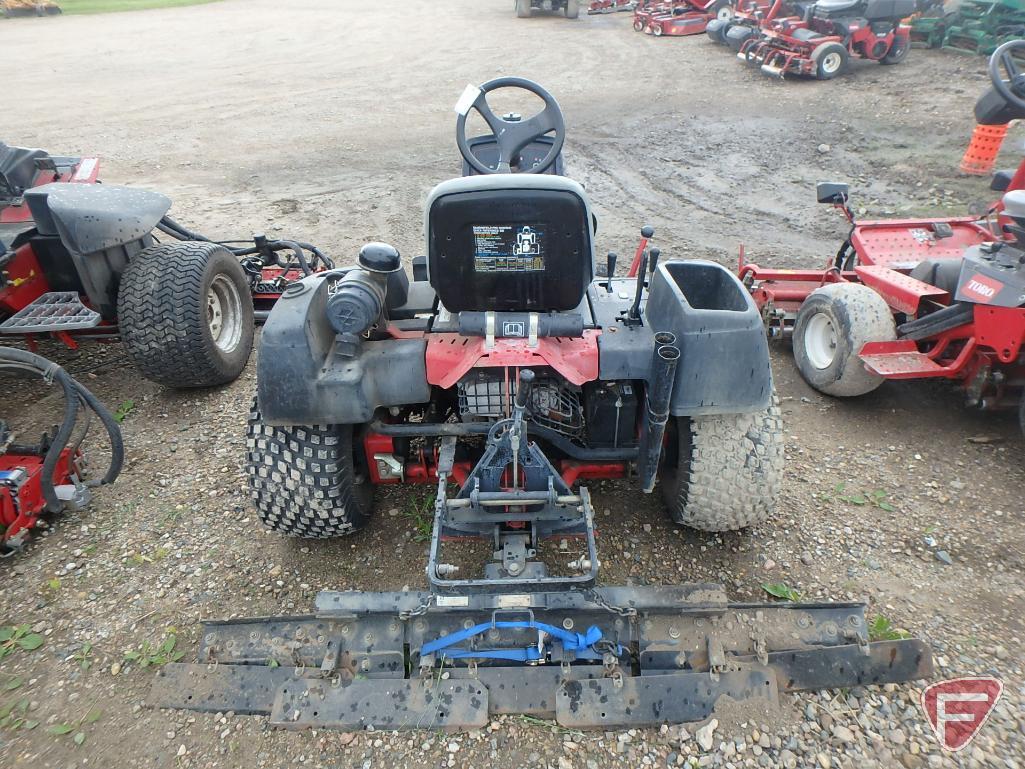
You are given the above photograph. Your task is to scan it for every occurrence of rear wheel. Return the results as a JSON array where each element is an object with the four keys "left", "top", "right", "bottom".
[
  {"left": 652, "top": 22, "right": 664, "bottom": 35},
  {"left": 117, "top": 241, "right": 254, "bottom": 388},
  {"left": 659, "top": 396, "right": 783, "bottom": 532},
  {"left": 516, "top": 0, "right": 531, "bottom": 17},
  {"left": 880, "top": 34, "right": 910, "bottom": 64},
  {"left": 793, "top": 283, "right": 896, "bottom": 397},
  {"left": 706, "top": 19, "right": 731, "bottom": 42},
  {"left": 712, "top": 0, "right": 733, "bottom": 22},
  {"left": 811, "top": 41, "right": 850, "bottom": 80},
  {"left": 246, "top": 399, "right": 374, "bottom": 538},
  {"left": 566, "top": 0, "right": 580, "bottom": 17}
]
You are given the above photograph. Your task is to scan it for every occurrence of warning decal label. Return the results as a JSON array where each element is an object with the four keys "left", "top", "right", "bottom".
[{"left": 472, "top": 224, "right": 546, "bottom": 273}]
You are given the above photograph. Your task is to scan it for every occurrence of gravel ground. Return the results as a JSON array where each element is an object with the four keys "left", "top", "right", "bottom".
[{"left": 1, "top": 1, "right": 1024, "bottom": 767}]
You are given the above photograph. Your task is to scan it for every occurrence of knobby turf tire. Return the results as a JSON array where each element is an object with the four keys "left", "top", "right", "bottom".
[
  {"left": 659, "top": 396, "right": 784, "bottom": 532},
  {"left": 117, "top": 241, "right": 254, "bottom": 388},
  {"left": 246, "top": 399, "right": 374, "bottom": 538}
]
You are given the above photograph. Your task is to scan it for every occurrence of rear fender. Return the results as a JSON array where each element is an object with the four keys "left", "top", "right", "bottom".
[
  {"left": 644, "top": 260, "right": 773, "bottom": 416},
  {"left": 257, "top": 274, "right": 430, "bottom": 425}
]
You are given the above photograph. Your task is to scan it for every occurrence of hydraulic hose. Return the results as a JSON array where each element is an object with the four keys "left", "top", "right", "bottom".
[
  {"left": 0, "top": 347, "right": 124, "bottom": 512},
  {"left": 157, "top": 217, "right": 333, "bottom": 271}
]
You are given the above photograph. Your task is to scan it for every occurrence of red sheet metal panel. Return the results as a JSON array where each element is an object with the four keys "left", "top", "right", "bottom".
[{"left": 852, "top": 218, "right": 992, "bottom": 270}]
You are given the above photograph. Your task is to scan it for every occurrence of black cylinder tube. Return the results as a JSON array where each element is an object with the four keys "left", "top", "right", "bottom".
[{"left": 637, "top": 338, "right": 681, "bottom": 493}]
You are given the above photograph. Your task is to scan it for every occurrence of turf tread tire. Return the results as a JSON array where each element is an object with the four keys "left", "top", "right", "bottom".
[
  {"left": 793, "top": 283, "right": 896, "bottom": 397},
  {"left": 245, "top": 399, "right": 373, "bottom": 538},
  {"left": 117, "top": 241, "right": 254, "bottom": 388},
  {"left": 660, "top": 396, "right": 784, "bottom": 532}
]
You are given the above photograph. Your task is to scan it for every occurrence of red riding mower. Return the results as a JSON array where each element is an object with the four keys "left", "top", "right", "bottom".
[
  {"left": 739, "top": 0, "right": 915, "bottom": 79},
  {"left": 0, "top": 145, "right": 330, "bottom": 388},
  {"left": 152, "top": 77, "right": 931, "bottom": 731},
  {"left": 740, "top": 40, "right": 1025, "bottom": 436},
  {"left": 635, "top": 0, "right": 735, "bottom": 35},
  {"left": 588, "top": 0, "right": 635, "bottom": 13},
  {"left": 1, "top": 347, "right": 123, "bottom": 554},
  {"left": 706, "top": 0, "right": 807, "bottom": 50}
]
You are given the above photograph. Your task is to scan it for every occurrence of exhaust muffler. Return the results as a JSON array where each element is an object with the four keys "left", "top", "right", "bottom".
[{"left": 637, "top": 331, "right": 680, "bottom": 493}]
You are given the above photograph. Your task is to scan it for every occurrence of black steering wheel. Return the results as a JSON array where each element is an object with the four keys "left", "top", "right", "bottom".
[
  {"left": 455, "top": 77, "right": 566, "bottom": 175},
  {"left": 989, "top": 39, "right": 1025, "bottom": 113}
]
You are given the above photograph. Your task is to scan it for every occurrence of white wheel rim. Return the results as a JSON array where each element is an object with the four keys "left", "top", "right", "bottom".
[
  {"left": 821, "top": 51, "right": 842, "bottom": 74},
  {"left": 207, "top": 274, "right": 243, "bottom": 353},
  {"left": 653, "top": 24, "right": 662, "bottom": 35},
  {"left": 804, "top": 313, "right": 838, "bottom": 370},
  {"left": 717, "top": 6, "right": 732, "bottom": 20}
]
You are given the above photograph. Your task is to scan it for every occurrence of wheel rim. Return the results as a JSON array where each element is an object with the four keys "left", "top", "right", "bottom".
[
  {"left": 206, "top": 274, "right": 244, "bottom": 353},
  {"left": 717, "top": 6, "right": 732, "bottom": 21},
  {"left": 804, "top": 313, "right": 838, "bottom": 369},
  {"left": 653, "top": 24, "right": 662, "bottom": 35},
  {"left": 821, "top": 51, "right": 842, "bottom": 74}
]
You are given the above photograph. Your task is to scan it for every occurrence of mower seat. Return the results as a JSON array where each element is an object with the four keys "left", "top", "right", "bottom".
[
  {"left": 424, "top": 174, "right": 596, "bottom": 313},
  {"left": 909, "top": 258, "right": 963, "bottom": 296},
  {"left": 0, "top": 143, "right": 46, "bottom": 200},
  {"left": 792, "top": 27, "right": 826, "bottom": 40},
  {"left": 813, "top": 0, "right": 862, "bottom": 17}
]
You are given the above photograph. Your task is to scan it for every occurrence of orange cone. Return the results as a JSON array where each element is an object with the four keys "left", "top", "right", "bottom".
[{"left": 959, "top": 123, "right": 1009, "bottom": 175}]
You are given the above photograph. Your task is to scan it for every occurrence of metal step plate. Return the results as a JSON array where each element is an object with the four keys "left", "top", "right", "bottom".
[
  {"left": 0, "top": 291, "right": 101, "bottom": 334},
  {"left": 270, "top": 678, "right": 489, "bottom": 732}
]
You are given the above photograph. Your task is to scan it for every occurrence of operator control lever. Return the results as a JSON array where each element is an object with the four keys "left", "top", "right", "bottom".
[
  {"left": 514, "top": 368, "right": 535, "bottom": 413},
  {"left": 628, "top": 251, "right": 649, "bottom": 323},
  {"left": 648, "top": 247, "right": 661, "bottom": 276},
  {"left": 605, "top": 252, "right": 617, "bottom": 293},
  {"left": 511, "top": 369, "right": 535, "bottom": 490}
]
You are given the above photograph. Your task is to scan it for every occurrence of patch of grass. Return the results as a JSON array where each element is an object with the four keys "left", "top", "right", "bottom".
[
  {"left": 831, "top": 484, "right": 896, "bottom": 512},
  {"left": 868, "top": 615, "right": 911, "bottom": 642},
  {"left": 70, "top": 642, "right": 94, "bottom": 672},
  {"left": 46, "top": 707, "right": 101, "bottom": 747},
  {"left": 55, "top": 0, "right": 221, "bottom": 15},
  {"left": 403, "top": 492, "right": 435, "bottom": 543}
]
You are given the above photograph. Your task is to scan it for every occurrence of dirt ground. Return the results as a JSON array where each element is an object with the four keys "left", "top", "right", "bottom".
[{"left": 1, "top": 1, "right": 1023, "bottom": 768}]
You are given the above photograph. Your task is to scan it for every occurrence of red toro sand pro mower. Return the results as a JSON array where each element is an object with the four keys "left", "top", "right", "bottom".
[
  {"left": 0, "top": 145, "right": 330, "bottom": 388},
  {"left": 635, "top": 0, "right": 735, "bottom": 35},
  {"left": 740, "top": 40, "right": 1025, "bottom": 436},
  {"left": 1, "top": 347, "right": 123, "bottom": 554},
  {"left": 152, "top": 77, "right": 931, "bottom": 731},
  {"left": 517, "top": 0, "right": 581, "bottom": 17},
  {"left": 706, "top": 0, "right": 807, "bottom": 49},
  {"left": 588, "top": 0, "right": 635, "bottom": 13},
  {"left": 739, "top": 0, "right": 915, "bottom": 79}
]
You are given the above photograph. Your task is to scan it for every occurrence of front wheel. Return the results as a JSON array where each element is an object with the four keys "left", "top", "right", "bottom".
[
  {"left": 811, "top": 41, "right": 850, "bottom": 80},
  {"left": 565, "top": 0, "right": 580, "bottom": 17},
  {"left": 117, "top": 241, "right": 255, "bottom": 388},
  {"left": 659, "top": 397, "right": 784, "bottom": 532},
  {"left": 712, "top": 0, "right": 733, "bottom": 22},
  {"left": 792, "top": 283, "right": 896, "bottom": 397},
  {"left": 246, "top": 399, "right": 374, "bottom": 538}
]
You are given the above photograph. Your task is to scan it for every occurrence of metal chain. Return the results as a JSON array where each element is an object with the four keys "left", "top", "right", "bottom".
[
  {"left": 398, "top": 595, "right": 435, "bottom": 621},
  {"left": 585, "top": 589, "right": 638, "bottom": 618}
]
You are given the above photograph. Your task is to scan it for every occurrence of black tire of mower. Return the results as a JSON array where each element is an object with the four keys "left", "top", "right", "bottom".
[
  {"left": 566, "top": 0, "right": 580, "bottom": 18},
  {"left": 246, "top": 399, "right": 374, "bottom": 538},
  {"left": 880, "top": 35, "right": 910, "bottom": 64},
  {"left": 706, "top": 19, "right": 730, "bottom": 43},
  {"left": 117, "top": 242, "right": 254, "bottom": 388},
  {"left": 727, "top": 25, "right": 755, "bottom": 51},
  {"left": 516, "top": 0, "right": 531, "bottom": 17},
  {"left": 659, "top": 395, "right": 784, "bottom": 532},
  {"left": 711, "top": 0, "right": 733, "bottom": 22},
  {"left": 811, "top": 42, "right": 850, "bottom": 80},
  {"left": 792, "top": 283, "right": 896, "bottom": 397}
]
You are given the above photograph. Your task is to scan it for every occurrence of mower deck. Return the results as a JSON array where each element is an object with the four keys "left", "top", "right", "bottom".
[{"left": 151, "top": 586, "right": 932, "bottom": 730}]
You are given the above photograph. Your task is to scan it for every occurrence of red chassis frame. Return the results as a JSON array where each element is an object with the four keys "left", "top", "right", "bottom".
[
  {"left": 738, "top": 161, "right": 1025, "bottom": 411},
  {"left": 740, "top": 11, "right": 910, "bottom": 77},
  {"left": 0, "top": 447, "right": 77, "bottom": 548},
  {"left": 635, "top": 0, "right": 730, "bottom": 36}
]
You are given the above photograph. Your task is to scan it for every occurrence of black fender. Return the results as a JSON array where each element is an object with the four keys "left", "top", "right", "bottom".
[
  {"left": 644, "top": 260, "right": 773, "bottom": 416},
  {"left": 257, "top": 274, "right": 431, "bottom": 426},
  {"left": 24, "top": 183, "right": 170, "bottom": 318}
]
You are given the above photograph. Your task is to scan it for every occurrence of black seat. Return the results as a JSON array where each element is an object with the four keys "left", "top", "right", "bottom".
[
  {"left": 863, "top": 0, "right": 916, "bottom": 19},
  {"left": 813, "top": 0, "right": 862, "bottom": 16},
  {"left": 909, "top": 258, "right": 962, "bottom": 295},
  {"left": 793, "top": 27, "right": 826, "bottom": 40},
  {"left": 0, "top": 143, "right": 46, "bottom": 199}
]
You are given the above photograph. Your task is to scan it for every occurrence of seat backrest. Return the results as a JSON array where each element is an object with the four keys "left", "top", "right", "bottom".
[
  {"left": 0, "top": 143, "right": 46, "bottom": 199},
  {"left": 424, "top": 174, "right": 596, "bottom": 313}
]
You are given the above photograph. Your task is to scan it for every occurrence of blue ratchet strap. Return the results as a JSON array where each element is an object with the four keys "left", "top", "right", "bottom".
[{"left": 420, "top": 621, "right": 615, "bottom": 662}]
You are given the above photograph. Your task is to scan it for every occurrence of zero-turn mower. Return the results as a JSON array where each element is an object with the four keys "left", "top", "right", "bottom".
[
  {"left": 0, "top": 145, "right": 330, "bottom": 388},
  {"left": 1, "top": 347, "right": 122, "bottom": 554},
  {"left": 740, "top": 40, "right": 1025, "bottom": 437},
  {"left": 739, "top": 0, "right": 915, "bottom": 79},
  {"left": 152, "top": 77, "right": 932, "bottom": 731}
]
